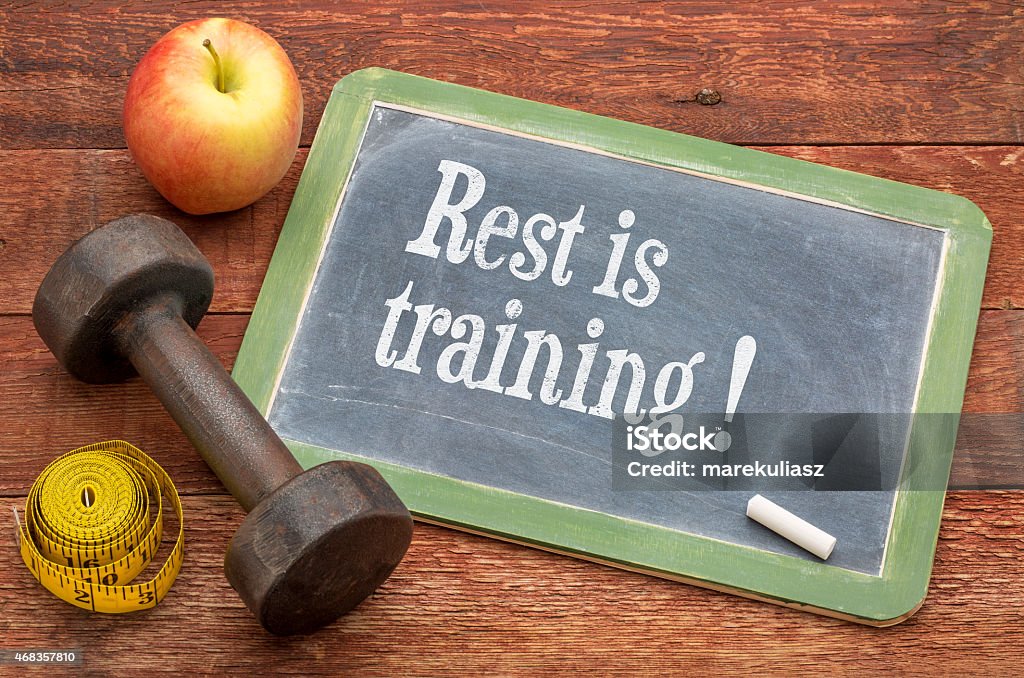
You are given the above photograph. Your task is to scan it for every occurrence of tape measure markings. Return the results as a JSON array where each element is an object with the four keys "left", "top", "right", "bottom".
[{"left": 16, "top": 441, "right": 184, "bottom": 613}]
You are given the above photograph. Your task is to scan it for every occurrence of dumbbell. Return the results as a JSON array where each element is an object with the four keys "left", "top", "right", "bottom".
[{"left": 32, "top": 214, "right": 413, "bottom": 635}]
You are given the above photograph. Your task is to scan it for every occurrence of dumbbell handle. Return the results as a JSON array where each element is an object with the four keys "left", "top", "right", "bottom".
[{"left": 114, "top": 292, "right": 301, "bottom": 512}]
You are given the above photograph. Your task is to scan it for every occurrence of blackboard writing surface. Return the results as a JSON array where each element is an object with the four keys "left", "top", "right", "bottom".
[
  {"left": 269, "top": 104, "right": 939, "bottom": 575},
  {"left": 234, "top": 69, "right": 991, "bottom": 624}
]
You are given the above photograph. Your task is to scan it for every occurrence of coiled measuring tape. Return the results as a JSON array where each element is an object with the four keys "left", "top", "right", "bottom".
[{"left": 14, "top": 441, "right": 184, "bottom": 613}]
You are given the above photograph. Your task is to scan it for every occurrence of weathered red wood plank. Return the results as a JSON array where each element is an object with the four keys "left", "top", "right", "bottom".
[
  {"left": 1, "top": 1, "right": 1023, "bottom": 148},
  {"left": 0, "top": 491, "right": 1021, "bottom": 675},
  {"left": 0, "top": 148, "right": 301, "bottom": 317},
  {"left": 0, "top": 315, "right": 235, "bottom": 495},
  {"left": 0, "top": 145, "right": 1020, "bottom": 314},
  {"left": 1, "top": 311, "right": 1020, "bottom": 495},
  {"left": 2, "top": 2, "right": 1021, "bottom": 673}
]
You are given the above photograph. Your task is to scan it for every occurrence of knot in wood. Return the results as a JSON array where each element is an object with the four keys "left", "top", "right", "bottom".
[{"left": 696, "top": 88, "right": 722, "bottom": 106}]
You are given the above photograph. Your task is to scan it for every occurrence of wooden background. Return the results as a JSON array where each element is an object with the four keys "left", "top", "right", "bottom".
[{"left": 1, "top": 1, "right": 1022, "bottom": 675}]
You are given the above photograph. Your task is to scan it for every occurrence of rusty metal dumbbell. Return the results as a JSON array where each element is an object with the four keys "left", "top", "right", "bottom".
[{"left": 33, "top": 214, "right": 413, "bottom": 635}]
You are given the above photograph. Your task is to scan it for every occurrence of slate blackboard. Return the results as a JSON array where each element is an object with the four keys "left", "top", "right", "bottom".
[{"left": 234, "top": 69, "right": 991, "bottom": 624}]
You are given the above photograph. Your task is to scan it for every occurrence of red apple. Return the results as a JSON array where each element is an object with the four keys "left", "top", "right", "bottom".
[{"left": 124, "top": 18, "right": 303, "bottom": 215}]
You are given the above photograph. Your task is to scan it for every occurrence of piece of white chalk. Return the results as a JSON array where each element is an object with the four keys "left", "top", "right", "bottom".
[{"left": 746, "top": 494, "right": 836, "bottom": 560}]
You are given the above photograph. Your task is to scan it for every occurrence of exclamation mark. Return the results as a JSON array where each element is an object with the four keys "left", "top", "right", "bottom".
[{"left": 714, "top": 335, "right": 756, "bottom": 451}]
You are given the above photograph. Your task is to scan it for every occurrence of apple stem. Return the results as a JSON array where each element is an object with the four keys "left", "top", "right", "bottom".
[{"left": 202, "top": 38, "right": 226, "bottom": 93}]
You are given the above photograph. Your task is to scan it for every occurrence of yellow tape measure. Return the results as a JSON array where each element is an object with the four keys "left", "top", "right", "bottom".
[{"left": 15, "top": 441, "right": 184, "bottom": 613}]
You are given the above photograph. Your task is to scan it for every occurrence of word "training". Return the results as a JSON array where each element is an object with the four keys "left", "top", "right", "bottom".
[{"left": 375, "top": 282, "right": 705, "bottom": 421}]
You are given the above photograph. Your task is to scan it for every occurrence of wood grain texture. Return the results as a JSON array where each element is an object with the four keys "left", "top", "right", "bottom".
[
  {"left": 2, "top": 1, "right": 1022, "bottom": 673},
  {"left": 1, "top": 144, "right": 1022, "bottom": 313},
  {"left": 0, "top": 315, "right": 236, "bottom": 496},
  {"left": 1, "top": 492, "right": 1021, "bottom": 675},
  {"left": 2, "top": 1, "right": 1023, "bottom": 149}
]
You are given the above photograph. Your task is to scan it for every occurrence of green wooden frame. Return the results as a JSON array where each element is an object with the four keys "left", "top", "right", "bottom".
[{"left": 233, "top": 68, "right": 991, "bottom": 624}]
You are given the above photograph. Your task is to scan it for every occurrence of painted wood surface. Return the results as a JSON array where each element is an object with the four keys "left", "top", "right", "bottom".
[
  {"left": 0, "top": 491, "right": 1022, "bottom": 675},
  {"left": 2, "top": 1, "right": 1023, "bottom": 148},
  {"left": 1, "top": 0, "right": 1022, "bottom": 673}
]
